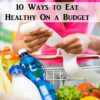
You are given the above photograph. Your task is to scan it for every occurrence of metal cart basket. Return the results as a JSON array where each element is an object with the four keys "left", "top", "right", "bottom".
[{"left": 35, "top": 51, "right": 100, "bottom": 89}]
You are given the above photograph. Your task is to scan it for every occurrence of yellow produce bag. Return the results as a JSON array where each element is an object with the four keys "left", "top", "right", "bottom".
[
  {"left": 0, "top": 56, "right": 14, "bottom": 93},
  {"left": 0, "top": 71, "right": 5, "bottom": 92}
]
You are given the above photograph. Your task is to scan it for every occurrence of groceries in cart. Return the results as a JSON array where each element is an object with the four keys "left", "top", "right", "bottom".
[
  {"left": 1, "top": 46, "right": 100, "bottom": 100},
  {"left": 18, "top": 49, "right": 56, "bottom": 100},
  {"left": 0, "top": 46, "right": 20, "bottom": 81},
  {"left": 56, "top": 82, "right": 100, "bottom": 100},
  {"left": 9, "top": 65, "right": 42, "bottom": 100},
  {"left": 0, "top": 47, "right": 56, "bottom": 100}
]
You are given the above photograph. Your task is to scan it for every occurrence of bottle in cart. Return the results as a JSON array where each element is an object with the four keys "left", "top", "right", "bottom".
[
  {"left": 18, "top": 49, "right": 56, "bottom": 100},
  {"left": 36, "top": 79, "right": 56, "bottom": 100},
  {"left": 9, "top": 65, "right": 42, "bottom": 100}
]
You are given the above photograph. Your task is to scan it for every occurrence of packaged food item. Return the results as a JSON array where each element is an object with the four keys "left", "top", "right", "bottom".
[
  {"left": 9, "top": 65, "right": 42, "bottom": 100},
  {"left": 19, "top": 49, "right": 56, "bottom": 100},
  {"left": 0, "top": 46, "right": 19, "bottom": 81},
  {"left": 1, "top": 46, "right": 19, "bottom": 60}
]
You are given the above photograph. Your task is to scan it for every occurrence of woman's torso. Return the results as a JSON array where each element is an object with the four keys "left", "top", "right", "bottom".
[{"left": 29, "top": 0, "right": 96, "bottom": 65}]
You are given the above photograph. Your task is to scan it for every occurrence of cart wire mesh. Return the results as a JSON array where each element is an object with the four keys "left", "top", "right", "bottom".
[
  {"left": 44, "top": 66, "right": 100, "bottom": 89},
  {"left": 35, "top": 51, "right": 100, "bottom": 89}
]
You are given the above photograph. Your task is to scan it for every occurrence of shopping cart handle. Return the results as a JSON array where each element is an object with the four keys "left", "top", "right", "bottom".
[{"left": 33, "top": 53, "right": 100, "bottom": 60}]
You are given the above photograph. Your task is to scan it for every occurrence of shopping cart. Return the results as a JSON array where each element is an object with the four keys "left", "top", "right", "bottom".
[{"left": 34, "top": 50, "right": 100, "bottom": 89}]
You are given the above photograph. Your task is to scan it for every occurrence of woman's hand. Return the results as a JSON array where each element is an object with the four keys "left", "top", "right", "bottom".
[
  {"left": 23, "top": 27, "right": 52, "bottom": 53},
  {"left": 13, "top": 27, "right": 52, "bottom": 53},
  {"left": 55, "top": 34, "right": 90, "bottom": 54}
]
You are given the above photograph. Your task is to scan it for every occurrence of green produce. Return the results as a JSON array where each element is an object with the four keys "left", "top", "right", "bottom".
[
  {"left": 2, "top": 59, "right": 20, "bottom": 73},
  {"left": 0, "top": 56, "right": 14, "bottom": 93},
  {"left": 56, "top": 85, "right": 83, "bottom": 100}
]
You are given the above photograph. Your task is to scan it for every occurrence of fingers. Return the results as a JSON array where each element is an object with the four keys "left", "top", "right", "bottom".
[
  {"left": 55, "top": 34, "right": 84, "bottom": 54},
  {"left": 27, "top": 43, "right": 44, "bottom": 53},
  {"left": 24, "top": 27, "right": 52, "bottom": 43},
  {"left": 25, "top": 36, "right": 49, "bottom": 53},
  {"left": 25, "top": 27, "right": 52, "bottom": 36},
  {"left": 66, "top": 47, "right": 83, "bottom": 54},
  {"left": 55, "top": 35, "right": 78, "bottom": 48},
  {"left": 26, "top": 36, "right": 48, "bottom": 48},
  {"left": 24, "top": 31, "right": 52, "bottom": 43},
  {"left": 63, "top": 41, "right": 82, "bottom": 51},
  {"left": 21, "top": 27, "right": 53, "bottom": 53}
]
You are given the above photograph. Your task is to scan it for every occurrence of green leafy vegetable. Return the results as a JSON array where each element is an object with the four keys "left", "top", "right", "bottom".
[
  {"left": 56, "top": 85, "right": 83, "bottom": 100},
  {"left": 2, "top": 59, "right": 20, "bottom": 73}
]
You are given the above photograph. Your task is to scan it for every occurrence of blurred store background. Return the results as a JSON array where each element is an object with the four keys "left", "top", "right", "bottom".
[{"left": 0, "top": 0, "right": 25, "bottom": 50}]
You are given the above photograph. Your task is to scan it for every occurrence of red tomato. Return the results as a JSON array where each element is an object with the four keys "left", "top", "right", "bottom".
[{"left": 77, "top": 82, "right": 100, "bottom": 98}]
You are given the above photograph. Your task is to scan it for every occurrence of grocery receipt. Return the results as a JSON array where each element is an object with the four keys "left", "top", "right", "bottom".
[{"left": 20, "top": 20, "right": 100, "bottom": 82}]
